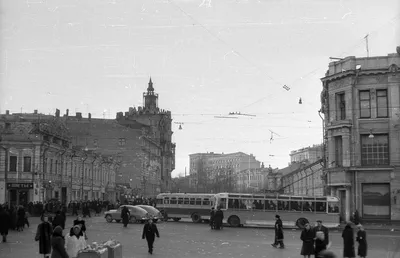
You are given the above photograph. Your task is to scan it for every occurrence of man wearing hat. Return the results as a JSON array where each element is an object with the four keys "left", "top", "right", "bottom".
[
  {"left": 314, "top": 220, "right": 330, "bottom": 256},
  {"left": 271, "top": 215, "right": 284, "bottom": 249}
]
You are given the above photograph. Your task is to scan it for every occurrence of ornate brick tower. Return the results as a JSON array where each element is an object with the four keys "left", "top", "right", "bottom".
[{"left": 143, "top": 77, "right": 158, "bottom": 112}]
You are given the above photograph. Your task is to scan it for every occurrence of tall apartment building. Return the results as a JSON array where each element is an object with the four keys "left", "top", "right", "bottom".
[
  {"left": 189, "top": 152, "right": 261, "bottom": 192},
  {"left": 320, "top": 48, "right": 400, "bottom": 222}
]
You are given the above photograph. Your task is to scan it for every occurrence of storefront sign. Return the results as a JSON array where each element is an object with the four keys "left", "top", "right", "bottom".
[{"left": 7, "top": 183, "right": 34, "bottom": 189}]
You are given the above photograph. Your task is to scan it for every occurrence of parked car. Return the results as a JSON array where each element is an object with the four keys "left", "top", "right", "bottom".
[
  {"left": 105, "top": 205, "right": 150, "bottom": 223},
  {"left": 136, "top": 205, "right": 162, "bottom": 222}
]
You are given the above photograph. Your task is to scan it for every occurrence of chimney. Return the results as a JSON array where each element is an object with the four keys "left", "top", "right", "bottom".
[
  {"left": 6, "top": 110, "right": 9, "bottom": 115},
  {"left": 66, "top": 109, "right": 69, "bottom": 116},
  {"left": 88, "top": 113, "right": 91, "bottom": 120},
  {"left": 55, "top": 109, "right": 60, "bottom": 117},
  {"left": 33, "top": 110, "right": 38, "bottom": 114},
  {"left": 76, "top": 112, "right": 82, "bottom": 119}
]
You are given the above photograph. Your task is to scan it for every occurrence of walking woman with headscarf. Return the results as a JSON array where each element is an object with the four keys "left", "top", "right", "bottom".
[
  {"left": 35, "top": 214, "right": 53, "bottom": 258},
  {"left": 51, "top": 226, "right": 69, "bottom": 258}
]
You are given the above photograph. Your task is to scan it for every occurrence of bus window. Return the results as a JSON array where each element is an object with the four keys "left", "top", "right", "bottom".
[
  {"left": 178, "top": 197, "right": 183, "bottom": 204},
  {"left": 278, "top": 200, "right": 289, "bottom": 211},
  {"left": 203, "top": 198, "right": 210, "bottom": 206},
  {"left": 240, "top": 199, "right": 253, "bottom": 210},
  {"left": 184, "top": 198, "right": 189, "bottom": 205},
  {"left": 170, "top": 197, "right": 177, "bottom": 204},
  {"left": 316, "top": 201, "right": 327, "bottom": 212},
  {"left": 156, "top": 199, "right": 163, "bottom": 204},
  {"left": 328, "top": 202, "right": 339, "bottom": 213},
  {"left": 302, "top": 201, "right": 313, "bottom": 212},
  {"left": 195, "top": 198, "right": 202, "bottom": 205},
  {"left": 163, "top": 197, "right": 169, "bottom": 204},
  {"left": 228, "top": 199, "right": 234, "bottom": 209},
  {"left": 265, "top": 200, "right": 277, "bottom": 211},
  {"left": 253, "top": 200, "right": 264, "bottom": 210},
  {"left": 219, "top": 198, "right": 227, "bottom": 209},
  {"left": 290, "top": 201, "right": 302, "bottom": 211},
  {"left": 189, "top": 198, "right": 195, "bottom": 205}
]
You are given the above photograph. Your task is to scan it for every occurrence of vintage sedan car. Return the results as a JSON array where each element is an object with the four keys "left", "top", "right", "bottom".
[
  {"left": 105, "top": 205, "right": 150, "bottom": 223},
  {"left": 136, "top": 205, "right": 162, "bottom": 222}
]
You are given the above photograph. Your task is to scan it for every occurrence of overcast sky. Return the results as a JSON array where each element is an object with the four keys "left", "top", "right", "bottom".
[{"left": 1, "top": 0, "right": 399, "bottom": 177}]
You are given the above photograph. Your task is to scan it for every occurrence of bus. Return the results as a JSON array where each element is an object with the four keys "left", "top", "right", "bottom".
[
  {"left": 214, "top": 193, "right": 340, "bottom": 229},
  {"left": 156, "top": 193, "right": 216, "bottom": 223}
]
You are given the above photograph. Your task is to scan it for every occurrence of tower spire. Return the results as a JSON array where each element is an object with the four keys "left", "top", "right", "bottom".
[{"left": 147, "top": 77, "right": 154, "bottom": 92}]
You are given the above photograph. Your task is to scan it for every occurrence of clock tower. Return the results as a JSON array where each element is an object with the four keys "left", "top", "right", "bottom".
[{"left": 143, "top": 77, "right": 158, "bottom": 112}]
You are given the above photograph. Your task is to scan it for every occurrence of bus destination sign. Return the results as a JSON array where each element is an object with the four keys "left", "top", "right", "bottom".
[{"left": 7, "top": 183, "right": 34, "bottom": 189}]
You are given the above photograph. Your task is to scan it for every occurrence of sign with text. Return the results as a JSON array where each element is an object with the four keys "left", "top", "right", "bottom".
[{"left": 7, "top": 183, "right": 34, "bottom": 189}]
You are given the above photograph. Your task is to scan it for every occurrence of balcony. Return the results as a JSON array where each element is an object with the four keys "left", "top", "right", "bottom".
[
  {"left": 327, "top": 119, "right": 352, "bottom": 130},
  {"left": 325, "top": 167, "right": 352, "bottom": 186}
]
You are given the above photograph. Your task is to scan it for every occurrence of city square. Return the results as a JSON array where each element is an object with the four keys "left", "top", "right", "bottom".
[{"left": 1, "top": 216, "right": 400, "bottom": 258}]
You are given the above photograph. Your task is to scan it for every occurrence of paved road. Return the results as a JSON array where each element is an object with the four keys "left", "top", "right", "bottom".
[{"left": 1, "top": 216, "right": 400, "bottom": 258}]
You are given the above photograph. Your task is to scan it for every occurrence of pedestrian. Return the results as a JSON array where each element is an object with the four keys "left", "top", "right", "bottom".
[
  {"left": 214, "top": 206, "right": 224, "bottom": 230},
  {"left": 314, "top": 220, "right": 330, "bottom": 256},
  {"left": 121, "top": 206, "right": 130, "bottom": 228},
  {"left": 52, "top": 211, "right": 64, "bottom": 229},
  {"left": 17, "top": 206, "right": 25, "bottom": 231},
  {"left": 300, "top": 223, "right": 315, "bottom": 258},
  {"left": 271, "top": 215, "right": 284, "bottom": 249},
  {"left": 24, "top": 210, "right": 30, "bottom": 228},
  {"left": 0, "top": 205, "right": 11, "bottom": 242},
  {"left": 51, "top": 226, "right": 69, "bottom": 258},
  {"left": 342, "top": 222, "right": 356, "bottom": 258},
  {"left": 65, "top": 225, "right": 87, "bottom": 258},
  {"left": 73, "top": 215, "right": 88, "bottom": 240},
  {"left": 209, "top": 207, "right": 215, "bottom": 230},
  {"left": 35, "top": 214, "right": 53, "bottom": 258},
  {"left": 142, "top": 219, "right": 160, "bottom": 254},
  {"left": 356, "top": 224, "right": 367, "bottom": 258}
]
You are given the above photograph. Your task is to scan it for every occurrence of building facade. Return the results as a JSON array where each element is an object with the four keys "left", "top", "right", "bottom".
[
  {"left": 0, "top": 111, "right": 117, "bottom": 206},
  {"left": 290, "top": 144, "right": 323, "bottom": 164},
  {"left": 320, "top": 50, "right": 400, "bottom": 222},
  {"left": 189, "top": 152, "right": 261, "bottom": 192},
  {"left": 236, "top": 166, "right": 271, "bottom": 193}
]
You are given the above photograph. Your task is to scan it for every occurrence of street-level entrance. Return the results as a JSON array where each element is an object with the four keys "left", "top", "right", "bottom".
[{"left": 7, "top": 183, "right": 34, "bottom": 207}]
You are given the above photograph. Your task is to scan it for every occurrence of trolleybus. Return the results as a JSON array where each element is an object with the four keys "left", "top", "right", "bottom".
[
  {"left": 214, "top": 193, "right": 340, "bottom": 228},
  {"left": 156, "top": 193, "right": 216, "bottom": 223}
]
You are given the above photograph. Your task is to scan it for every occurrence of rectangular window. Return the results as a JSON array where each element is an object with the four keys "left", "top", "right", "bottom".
[
  {"left": 336, "top": 92, "right": 346, "bottom": 120},
  {"left": 177, "top": 197, "right": 183, "bottom": 204},
  {"left": 9, "top": 156, "right": 17, "bottom": 172},
  {"left": 361, "top": 134, "right": 389, "bottom": 166},
  {"left": 50, "top": 159, "right": 53, "bottom": 173},
  {"left": 376, "top": 89, "right": 388, "bottom": 118},
  {"left": 360, "top": 90, "right": 371, "bottom": 118},
  {"left": 23, "top": 157, "right": 31, "bottom": 172},
  {"left": 335, "top": 136, "right": 343, "bottom": 166},
  {"left": 195, "top": 198, "right": 202, "bottom": 205},
  {"left": 118, "top": 138, "right": 126, "bottom": 146},
  {"left": 55, "top": 160, "right": 58, "bottom": 174},
  {"left": 189, "top": 198, "right": 195, "bottom": 205}
]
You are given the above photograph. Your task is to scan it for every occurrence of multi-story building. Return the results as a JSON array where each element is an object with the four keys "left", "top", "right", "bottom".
[
  {"left": 0, "top": 110, "right": 117, "bottom": 206},
  {"left": 290, "top": 144, "right": 323, "bottom": 164},
  {"left": 65, "top": 78, "right": 175, "bottom": 196},
  {"left": 280, "top": 160, "right": 324, "bottom": 197},
  {"left": 320, "top": 49, "right": 400, "bottom": 222},
  {"left": 236, "top": 165, "right": 270, "bottom": 193},
  {"left": 189, "top": 152, "right": 261, "bottom": 192}
]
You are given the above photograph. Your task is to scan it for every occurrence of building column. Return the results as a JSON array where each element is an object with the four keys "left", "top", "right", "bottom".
[{"left": 345, "top": 187, "right": 351, "bottom": 222}]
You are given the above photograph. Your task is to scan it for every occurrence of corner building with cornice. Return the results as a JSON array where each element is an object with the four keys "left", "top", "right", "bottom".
[{"left": 320, "top": 50, "right": 400, "bottom": 223}]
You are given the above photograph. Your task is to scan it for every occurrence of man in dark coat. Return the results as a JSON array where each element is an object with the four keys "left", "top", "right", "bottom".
[
  {"left": 314, "top": 220, "right": 330, "bottom": 256},
  {"left": 52, "top": 211, "right": 64, "bottom": 229},
  {"left": 51, "top": 226, "right": 69, "bottom": 258},
  {"left": 209, "top": 207, "right": 215, "bottom": 229},
  {"left": 0, "top": 206, "right": 11, "bottom": 242},
  {"left": 35, "top": 214, "right": 53, "bottom": 258},
  {"left": 272, "top": 215, "right": 284, "bottom": 249},
  {"left": 142, "top": 219, "right": 160, "bottom": 254},
  {"left": 121, "top": 206, "right": 130, "bottom": 228},
  {"left": 342, "top": 223, "right": 355, "bottom": 258},
  {"left": 214, "top": 206, "right": 224, "bottom": 230},
  {"left": 356, "top": 224, "right": 367, "bottom": 258}
]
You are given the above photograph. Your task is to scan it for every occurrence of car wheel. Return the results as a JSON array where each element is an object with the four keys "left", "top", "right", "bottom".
[
  {"left": 191, "top": 213, "right": 202, "bottom": 223},
  {"left": 130, "top": 216, "right": 137, "bottom": 223},
  {"left": 105, "top": 215, "right": 113, "bottom": 223}
]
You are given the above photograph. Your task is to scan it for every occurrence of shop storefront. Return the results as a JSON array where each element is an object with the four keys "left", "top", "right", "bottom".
[
  {"left": 7, "top": 183, "right": 34, "bottom": 207},
  {"left": 361, "top": 183, "right": 391, "bottom": 220}
]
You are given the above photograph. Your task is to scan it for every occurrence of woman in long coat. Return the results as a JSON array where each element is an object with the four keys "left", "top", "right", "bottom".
[
  {"left": 35, "top": 214, "right": 53, "bottom": 258},
  {"left": 356, "top": 224, "right": 367, "bottom": 258},
  {"left": 17, "top": 206, "right": 26, "bottom": 231},
  {"left": 272, "top": 215, "right": 284, "bottom": 248},
  {"left": 342, "top": 223, "right": 356, "bottom": 258},
  {"left": 0, "top": 206, "right": 11, "bottom": 242},
  {"left": 214, "top": 207, "right": 224, "bottom": 230},
  {"left": 51, "top": 226, "right": 69, "bottom": 258},
  {"left": 121, "top": 206, "right": 130, "bottom": 228},
  {"left": 300, "top": 223, "right": 315, "bottom": 257}
]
